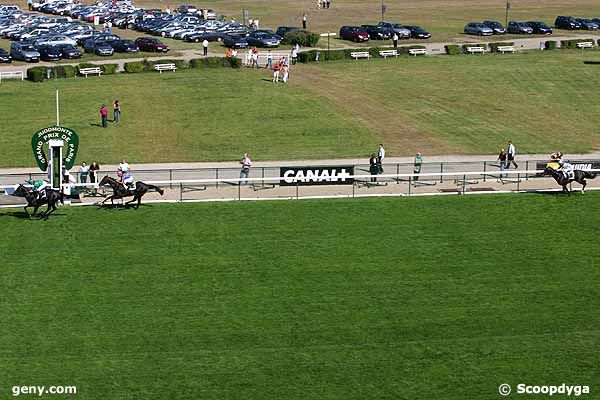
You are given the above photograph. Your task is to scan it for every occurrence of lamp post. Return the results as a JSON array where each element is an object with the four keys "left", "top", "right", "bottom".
[
  {"left": 505, "top": 1, "right": 510, "bottom": 28},
  {"left": 381, "top": 1, "right": 387, "bottom": 23}
]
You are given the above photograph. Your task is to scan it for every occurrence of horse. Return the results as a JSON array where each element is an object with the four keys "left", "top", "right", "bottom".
[
  {"left": 98, "top": 175, "right": 164, "bottom": 209},
  {"left": 12, "top": 185, "right": 64, "bottom": 218},
  {"left": 544, "top": 164, "right": 596, "bottom": 195}
]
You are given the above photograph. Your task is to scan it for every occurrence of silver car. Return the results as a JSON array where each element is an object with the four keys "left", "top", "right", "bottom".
[
  {"left": 10, "top": 41, "right": 40, "bottom": 62},
  {"left": 377, "top": 21, "right": 411, "bottom": 38},
  {"left": 464, "top": 22, "right": 494, "bottom": 36}
]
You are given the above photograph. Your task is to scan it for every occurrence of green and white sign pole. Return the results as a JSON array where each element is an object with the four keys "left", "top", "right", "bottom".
[{"left": 31, "top": 90, "right": 79, "bottom": 196}]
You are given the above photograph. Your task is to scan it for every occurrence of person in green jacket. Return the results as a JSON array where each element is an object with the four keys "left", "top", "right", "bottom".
[{"left": 26, "top": 178, "right": 48, "bottom": 199}]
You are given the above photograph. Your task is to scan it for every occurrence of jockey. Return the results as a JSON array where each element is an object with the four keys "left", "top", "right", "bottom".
[
  {"left": 121, "top": 170, "right": 135, "bottom": 191},
  {"left": 556, "top": 154, "right": 574, "bottom": 180},
  {"left": 26, "top": 178, "right": 48, "bottom": 199}
]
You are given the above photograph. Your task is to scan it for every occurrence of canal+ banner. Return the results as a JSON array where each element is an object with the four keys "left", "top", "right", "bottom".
[
  {"left": 31, "top": 126, "right": 79, "bottom": 171},
  {"left": 280, "top": 166, "right": 354, "bottom": 186}
]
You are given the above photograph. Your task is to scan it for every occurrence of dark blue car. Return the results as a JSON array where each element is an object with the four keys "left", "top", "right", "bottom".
[
  {"left": 222, "top": 34, "right": 249, "bottom": 49},
  {"left": 245, "top": 30, "right": 282, "bottom": 47}
]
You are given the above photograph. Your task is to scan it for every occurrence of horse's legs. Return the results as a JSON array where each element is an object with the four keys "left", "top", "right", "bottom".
[
  {"left": 581, "top": 179, "right": 587, "bottom": 193},
  {"left": 24, "top": 205, "right": 31, "bottom": 219}
]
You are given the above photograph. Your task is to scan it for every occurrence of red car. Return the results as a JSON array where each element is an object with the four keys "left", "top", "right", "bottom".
[
  {"left": 339, "top": 26, "right": 370, "bottom": 42},
  {"left": 135, "top": 37, "right": 170, "bottom": 52}
]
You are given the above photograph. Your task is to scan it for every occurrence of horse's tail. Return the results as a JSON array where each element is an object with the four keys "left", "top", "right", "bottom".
[
  {"left": 147, "top": 184, "right": 164, "bottom": 196},
  {"left": 584, "top": 171, "right": 597, "bottom": 179}
]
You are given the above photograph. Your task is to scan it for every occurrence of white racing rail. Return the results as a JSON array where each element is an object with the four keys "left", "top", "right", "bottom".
[{"left": 1, "top": 169, "right": 599, "bottom": 207}]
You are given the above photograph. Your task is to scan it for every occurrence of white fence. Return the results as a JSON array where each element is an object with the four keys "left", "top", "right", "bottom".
[
  {"left": 0, "top": 71, "right": 24, "bottom": 82},
  {"left": 2, "top": 169, "right": 599, "bottom": 208}
]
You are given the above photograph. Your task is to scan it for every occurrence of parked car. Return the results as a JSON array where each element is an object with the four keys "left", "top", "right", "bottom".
[
  {"left": 83, "top": 39, "right": 114, "bottom": 56},
  {"left": 0, "top": 48, "right": 12, "bottom": 63},
  {"left": 10, "top": 41, "right": 40, "bottom": 62},
  {"left": 339, "top": 25, "right": 369, "bottom": 42},
  {"left": 55, "top": 43, "right": 81, "bottom": 58},
  {"left": 177, "top": 5, "right": 198, "bottom": 14},
  {"left": 222, "top": 34, "right": 249, "bottom": 48},
  {"left": 245, "top": 30, "right": 282, "bottom": 47},
  {"left": 360, "top": 24, "right": 394, "bottom": 40},
  {"left": 377, "top": 22, "right": 411, "bottom": 38},
  {"left": 35, "top": 34, "right": 77, "bottom": 47},
  {"left": 275, "top": 26, "right": 299, "bottom": 37},
  {"left": 464, "top": 22, "right": 493, "bottom": 36},
  {"left": 135, "top": 37, "right": 169, "bottom": 52},
  {"left": 575, "top": 18, "right": 599, "bottom": 30},
  {"left": 507, "top": 21, "right": 534, "bottom": 34},
  {"left": 112, "top": 39, "right": 139, "bottom": 53},
  {"left": 403, "top": 25, "right": 431, "bottom": 39},
  {"left": 38, "top": 45, "right": 62, "bottom": 61},
  {"left": 526, "top": 21, "right": 553, "bottom": 34},
  {"left": 555, "top": 16, "right": 581, "bottom": 30},
  {"left": 482, "top": 20, "right": 506, "bottom": 34},
  {"left": 184, "top": 30, "right": 223, "bottom": 43}
]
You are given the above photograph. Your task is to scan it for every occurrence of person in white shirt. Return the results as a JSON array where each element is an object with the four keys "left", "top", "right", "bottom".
[
  {"left": 377, "top": 144, "right": 385, "bottom": 173},
  {"left": 202, "top": 39, "right": 209, "bottom": 56},
  {"left": 79, "top": 161, "right": 90, "bottom": 183},
  {"left": 239, "top": 153, "right": 252, "bottom": 185},
  {"left": 231, "top": 48, "right": 238, "bottom": 58},
  {"left": 506, "top": 140, "right": 518, "bottom": 169}
]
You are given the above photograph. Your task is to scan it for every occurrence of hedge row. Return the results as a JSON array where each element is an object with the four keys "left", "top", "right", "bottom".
[
  {"left": 545, "top": 40, "right": 557, "bottom": 50},
  {"left": 282, "top": 30, "right": 320, "bottom": 47},
  {"left": 27, "top": 58, "right": 241, "bottom": 81},
  {"left": 26, "top": 63, "right": 118, "bottom": 82},
  {"left": 124, "top": 57, "right": 241, "bottom": 73},
  {"left": 297, "top": 45, "right": 427, "bottom": 63},
  {"left": 560, "top": 38, "right": 596, "bottom": 49}
]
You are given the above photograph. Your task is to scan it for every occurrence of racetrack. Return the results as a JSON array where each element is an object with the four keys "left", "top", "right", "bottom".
[{"left": 1, "top": 193, "right": 599, "bottom": 399}]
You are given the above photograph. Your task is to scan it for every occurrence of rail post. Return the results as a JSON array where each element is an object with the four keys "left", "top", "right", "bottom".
[
  {"left": 216, "top": 168, "right": 219, "bottom": 189},
  {"left": 462, "top": 174, "right": 466, "bottom": 194},
  {"left": 483, "top": 161, "right": 487, "bottom": 182},
  {"left": 525, "top": 161, "right": 529, "bottom": 181},
  {"left": 238, "top": 180, "right": 241, "bottom": 201},
  {"left": 179, "top": 182, "right": 182, "bottom": 202},
  {"left": 396, "top": 163, "right": 400, "bottom": 184},
  {"left": 408, "top": 176, "right": 411, "bottom": 196},
  {"left": 169, "top": 169, "right": 173, "bottom": 189},
  {"left": 517, "top": 173, "right": 520, "bottom": 192},
  {"left": 440, "top": 163, "right": 444, "bottom": 183},
  {"left": 296, "top": 181, "right": 299, "bottom": 200}
]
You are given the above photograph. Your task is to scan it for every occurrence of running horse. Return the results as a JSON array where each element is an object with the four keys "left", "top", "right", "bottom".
[
  {"left": 12, "top": 185, "right": 64, "bottom": 218},
  {"left": 544, "top": 162, "right": 596, "bottom": 195},
  {"left": 98, "top": 175, "right": 164, "bottom": 208}
]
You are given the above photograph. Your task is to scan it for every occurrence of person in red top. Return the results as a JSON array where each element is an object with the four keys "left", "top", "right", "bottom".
[
  {"left": 100, "top": 105, "right": 108, "bottom": 128},
  {"left": 272, "top": 62, "right": 280, "bottom": 83}
]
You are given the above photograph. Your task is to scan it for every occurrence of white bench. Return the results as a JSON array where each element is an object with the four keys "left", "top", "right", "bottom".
[
  {"left": 576, "top": 41, "right": 594, "bottom": 49},
  {"left": 0, "top": 71, "right": 24, "bottom": 82},
  {"left": 497, "top": 45, "right": 515, "bottom": 54},
  {"left": 379, "top": 49, "right": 398, "bottom": 59},
  {"left": 154, "top": 63, "right": 177, "bottom": 73},
  {"left": 350, "top": 51, "right": 371, "bottom": 60},
  {"left": 79, "top": 67, "right": 102, "bottom": 78},
  {"left": 408, "top": 48, "right": 428, "bottom": 56},
  {"left": 466, "top": 46, "right": 485, "bottom": 54}
]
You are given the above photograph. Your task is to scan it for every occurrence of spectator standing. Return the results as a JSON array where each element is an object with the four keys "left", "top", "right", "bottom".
[
  {"left": 107, "top": 20, "right": 112, "bottom": 32},
  {"left": 113, "top": 100, "right": 121, "bottom": 123},
  {"left": 377, "top": 144, "right": 385, "bottom": 173},
  {"left": 317, "top": 0, "right": 322, "bottom": 9},
  {"left": 497, "top": 148, "right": 507, "bottom": 179},
  {"left": 202, "top": 39, "right": 209, "bottom": 56},
  {"left": 119, "top": 158, "right": 130, "bottom": 173},
  {"left": 27, "top": 0, "right": 32, "bottom": 10},
  {"left": 79, "top": 162, "right": 89, "bottom": 184},
  {"left": 393, "top": 33, "right": 398, "bottom": 48},
  {"left": 248, "top": 18, "right": 253, "bottom": 28},
  {"left": 89, "top": 161, "right": 100, "bottom": 195},
  {"left": 291, "top": 46, "right": 298, "bottom": 65},
  {"left": 302, "top": 13, "right": 307, "bottom": 29},
  {"left": 254, "top": 19, "right": 259, "bottom": 29},
  {"left": 231, "top": 48, "right": 238, "bottom": 58},
  {"left": 506, "top": 140, "right": 518, "bottom": 169},
  {"left": 245, "top": 49, "right": 252, "bottom": 66},
  {"left": 325, "top": 0, "right": 331, "bottom": 9},
  {"left": 413, "top": 152, "right": 423, "bottom": 181},
  {"left": 265, "top": 50, "right": 273, "bottom": 69},
  {"left": 165, "top": 6, "right": 170, "bottom": 14},
  {"left": 239, "top": 153, "right": 252, "bottom": 185},
  {"left": 272, "top": 62, "right": 280, "bottom": 82},
  {"left": 369, "top": 153, "right": 379, "bottom": 182},
  {"left": 100, "top": 105, "right": 108, "bottom": 128},
  {"left": 251, "top": 47, "right": 259, "bottom": 68},
  {"left": 282, "top": 64, "right": 289, "bottom": 83}
]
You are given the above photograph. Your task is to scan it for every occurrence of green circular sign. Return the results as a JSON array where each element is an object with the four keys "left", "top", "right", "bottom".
[{"left": 31, "top": 126, "right": 79, "bottom": 171}]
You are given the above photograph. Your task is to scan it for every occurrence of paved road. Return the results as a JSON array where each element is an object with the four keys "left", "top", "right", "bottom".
[{"left": 1, "top": 33, "right": 599, "bottom": 74}]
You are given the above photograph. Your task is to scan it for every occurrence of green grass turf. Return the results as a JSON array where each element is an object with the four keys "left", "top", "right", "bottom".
[
  {"left": 0, "top": 67, "right": 378, "bottom": 167},
  {"left": 296, "top": 49, "right": 600, "bottom": 155},
  {"left": 3, "top": 50, "right": 600, "bottom": 167},
  {"left": 0, "top": 193, "right": 599, "bottom": 399}
]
